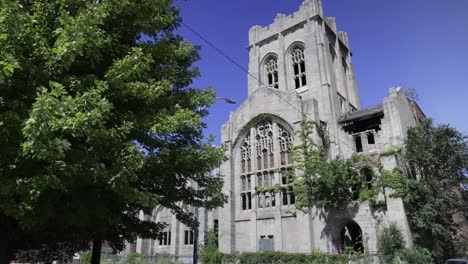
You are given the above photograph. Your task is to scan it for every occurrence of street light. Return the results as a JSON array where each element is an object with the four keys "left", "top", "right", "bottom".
[
  {"left": 193, "top": 97, "right": 235, "bottom": 264},
  {"left": 216, "top": 97, "right": 237, "bottom": 105}
]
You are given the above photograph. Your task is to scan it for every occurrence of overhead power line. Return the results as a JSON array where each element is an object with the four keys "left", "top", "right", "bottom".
[{"left": 181, "top": 22, "right": 356, "bottom": 152}]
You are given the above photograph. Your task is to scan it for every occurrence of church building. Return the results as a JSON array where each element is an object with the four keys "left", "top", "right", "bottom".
[{"left": 137, "top": 0, "right": 425, "bottom": 260}]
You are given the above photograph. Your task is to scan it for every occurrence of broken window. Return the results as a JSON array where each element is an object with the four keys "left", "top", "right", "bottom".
[
  {"left": 240, "top": 121, "right": 292, "bottom": 211},
  {"left": 282, "top": 188, "right": 295, "bottom": 206},
  {"left": 367, "top": 132, "right": 376, "bottom": 152},
  {"left": 291, "top": 47, "right": 307, "bottom": 89},
  {"left": 266, "top": 57, "right": 279, "bottom": 89},
  {"left": 354, "top": 135, "right": 363, "bottom": 153}
]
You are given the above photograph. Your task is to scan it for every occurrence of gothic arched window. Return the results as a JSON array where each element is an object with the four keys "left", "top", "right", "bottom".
[
  {"left": 239, "top": 120, "right": 293, "bottom": 211},
  {"left": 265, "top": 57, "right": 279, "bottom": 89},
  {"left": 291, "top": 47, "right": 307, "bottom": 89}
]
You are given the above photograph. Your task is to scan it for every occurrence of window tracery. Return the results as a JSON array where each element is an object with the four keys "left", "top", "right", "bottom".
[
  {"left": 291, "top": 47, "right": 307, "bottom": 89},
  {"left": 266, "top": 58, "right": 279, "bottom": 89},
  {"left": 239, "top": 120, "right": 293, "bottom": 211}
]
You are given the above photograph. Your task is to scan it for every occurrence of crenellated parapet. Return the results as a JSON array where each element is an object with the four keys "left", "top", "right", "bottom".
[{"left": 248, "top": 0, "right": 323, "bottom": 47}]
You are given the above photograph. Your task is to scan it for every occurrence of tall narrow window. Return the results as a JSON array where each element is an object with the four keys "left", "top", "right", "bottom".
[
  {"left": 184, "top": 230, "right": 194, "bottom": 245},
  {"left": 266, "top": 58, "right": 279, "bottom": 89},
  {"left": 241, "top": 175, "right": 251, "bottom": 210},
  {"left": 354, "top": 135, "right": 363, "bottom": 153},
  {"left": 291, "top": 48, "right": 306, "bottom": 89},
  {"left": 279, "top": 126, "right": 292, "bottom": 166},
  {"left": 240, "top": 134, "right": 252, "bottom": 211},
  {"left": 367, "top": 132, "right": 376, "bottom": 152},
  {"left": 255, "top": 122, "right": 274, "bottom": 170}
]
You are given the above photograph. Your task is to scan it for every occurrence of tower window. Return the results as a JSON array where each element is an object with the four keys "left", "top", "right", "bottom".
[
  {"left": 266, "top": 58, "right": 279, "bottom": 89},
  {"left": 291, "top": 48, "right": 307, "bottom": 89}
]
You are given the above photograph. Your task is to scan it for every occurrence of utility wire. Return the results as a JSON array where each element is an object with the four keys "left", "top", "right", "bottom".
[{"left": 182, "top": 22, "right": 356, "bottom": 152}]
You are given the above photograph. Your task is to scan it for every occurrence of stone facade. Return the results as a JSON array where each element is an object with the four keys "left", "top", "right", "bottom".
[
  {"left": 137, "top": 0, "right": 423, "bottom": 260},
  {"left": 219, "top": 0, "right": 419, "bottom": 255}
]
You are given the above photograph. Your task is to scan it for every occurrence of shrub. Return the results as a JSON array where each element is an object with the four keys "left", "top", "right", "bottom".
[
  {"left": 378, "top": 223, "right": 405, "bottom": 256},
  {"left": 203, "top": 250, "right": 348, "bottom": 264},
  {"left": 398, "top": 247, "right": 433, "bottom": 264},
  {"left": 79, "top": 251, "right": 92, "bottom": 264}
]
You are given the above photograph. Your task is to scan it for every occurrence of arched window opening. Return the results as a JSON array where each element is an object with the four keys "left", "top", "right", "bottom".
[
  {"left": 255, "top": 121, "right": 274, "bottom": 170},
  {"left": 291, "top": 48, "right": 307, "bottom": 89},
  {"left": 239, "top": 119, "right": 293, "bottom": 211},
  {"left": 340, "top": 221, "right": 364, "bottom": 253},
  {"left": 241, "top": 134, "right": 252, "bottom": 173},
  {"left": 266, "top": 58, "right": 279, "bottom": 89}
]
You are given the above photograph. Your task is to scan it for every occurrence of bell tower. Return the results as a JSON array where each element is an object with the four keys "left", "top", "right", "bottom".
[{"left": 246, "top": 0, "right": 361, "bottom": 158}]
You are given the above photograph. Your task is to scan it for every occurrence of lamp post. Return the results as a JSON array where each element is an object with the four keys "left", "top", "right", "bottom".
[
  {"left": 216, "top": 97, "right": 237, "bottom": 105},
  {"left": 193, "top": 97, "right": 235, "bottom": 264}
]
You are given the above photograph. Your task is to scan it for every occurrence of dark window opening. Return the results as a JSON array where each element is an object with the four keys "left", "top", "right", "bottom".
[
  {"left": 300, "top": 61, "right": 306, "bottom": 73},
  {"left": 367, "top": 133, "right": 376, "bottom": 152},
  {"left": 241, "top": 194, "right": 246, "bottom": 210},
  {"left": 247, "top": 192, "right": 252, "bottom": 209},
  {"left": 290, "top": 193, "right": 295, "bottom": 205},
  {"left": 184, "top": 230, "right": 194, "bottom": 245},
  {"left": 301, "top": 75, "right": 307, "bottom": 86},
  {"left": 159, "top": 231, "right": 171, "bottom": 246},
  {"left": 294, "top": 78, "right": 300, "bottom": 89},
  {"left": 282, "top": 172, "right": 287, "bottom": 185},
  {"left": 354, "top": 136, "right": 363, "bottom": 153},
  {"left": 282, "top": 190, "right": 288, "bottom": 206}
]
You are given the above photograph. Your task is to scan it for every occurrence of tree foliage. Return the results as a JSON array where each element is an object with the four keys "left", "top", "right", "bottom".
[
  {"left": 290, "top": 117, "right": 392, "bottom": 211},
  {"left": 0, "top": 0, "right": 225, "bottom": 262},
  {"left": 391, "top": 119, "right": 468, "bottom": 259}
]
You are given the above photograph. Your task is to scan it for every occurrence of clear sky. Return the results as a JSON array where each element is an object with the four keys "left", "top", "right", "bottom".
[{"left": 174, "top": 0, "right": 468, "bottom": 143}]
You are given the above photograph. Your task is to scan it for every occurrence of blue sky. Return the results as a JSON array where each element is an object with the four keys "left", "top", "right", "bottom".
[{"left": 175, "top": 0, "right": 468, "bottom": 143}]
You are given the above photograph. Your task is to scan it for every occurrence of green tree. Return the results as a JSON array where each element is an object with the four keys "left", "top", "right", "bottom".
[
  {"left": 394, "top": 119, "right": 468, "bottom": 259},
  {"left": 291, "top": 117, "right": 381, "bottom": 211},
  {"left": 0, "top": 0, "right": 225, "bottom": 263}
]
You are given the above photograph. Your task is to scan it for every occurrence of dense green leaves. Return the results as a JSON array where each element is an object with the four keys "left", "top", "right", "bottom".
[
  {"left": 290, "top": 117, "right": 388, "bottom": 211},
  {"left": 378, "top": 223, "right": 405, "bottom": 256},
  {"left": 0, "top": 0, "right": 225, "bottom": 261},
  {"left": 391, "top": 119, "right": 468, "bottom": 259}
]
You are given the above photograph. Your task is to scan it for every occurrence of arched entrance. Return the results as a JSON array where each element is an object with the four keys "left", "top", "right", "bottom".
[{"left": 340, "top": 221, "right": 364, "bottom": 253}]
